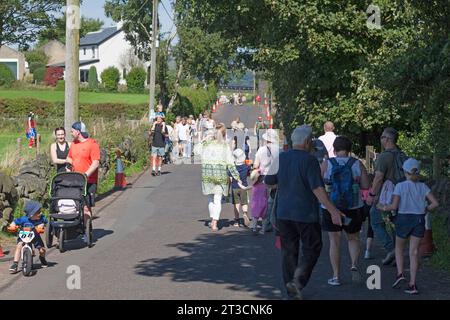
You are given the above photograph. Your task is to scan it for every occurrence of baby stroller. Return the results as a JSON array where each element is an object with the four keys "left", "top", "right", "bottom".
[{"left": 46, "top": 172, "right": 93, "bottom": 253}]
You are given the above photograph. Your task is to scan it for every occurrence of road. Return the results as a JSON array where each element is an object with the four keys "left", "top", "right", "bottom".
[{"left": 1, "top": 103, "right": 450, "bottom": 300}]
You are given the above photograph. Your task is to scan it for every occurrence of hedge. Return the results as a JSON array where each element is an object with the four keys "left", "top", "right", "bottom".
[
  {"left": 101, "top": 66, "right": 120, "bottom": 91},
  {"left": 88, "top": 66, "right": 99, "bottom": 90},
  {"left": 33, "top": 67, "right": 46, "bottom": 84},
  {"left": 126, "top": 67, "right": 146, "bottom": 93}
]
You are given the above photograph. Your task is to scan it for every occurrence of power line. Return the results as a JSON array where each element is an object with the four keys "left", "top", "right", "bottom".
[{"left": 160, "top": 0, "right": 174, "bottom": 23}]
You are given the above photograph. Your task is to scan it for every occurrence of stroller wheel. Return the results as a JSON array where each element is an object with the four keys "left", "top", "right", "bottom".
[
  {"left": 58, "top": 229, "right": 65, "bottom": 253},
  {"left": 45, "top": 221, "right": 53, "bottom": 248}
]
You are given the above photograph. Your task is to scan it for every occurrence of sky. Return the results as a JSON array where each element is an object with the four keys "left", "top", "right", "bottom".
[{"left": 80, "top": 0, "right": 176, "bottom": 37}]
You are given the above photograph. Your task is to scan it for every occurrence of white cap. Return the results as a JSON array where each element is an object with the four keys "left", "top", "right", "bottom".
[{"left": 403, "top": 158, "right": 420, "bottom": 174}]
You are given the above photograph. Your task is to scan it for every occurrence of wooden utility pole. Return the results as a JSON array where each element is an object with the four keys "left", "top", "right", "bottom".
[
  {"left": 148, "top": 0, "right": 158, "bottom": 122},
  {"left": 64, "top": 0, "right": 80, "bottom": 136}
]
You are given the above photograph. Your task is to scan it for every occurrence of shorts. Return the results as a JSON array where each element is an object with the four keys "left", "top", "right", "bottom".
[
  {"left": 395, "top": 214, "right": 425, "bottom": 239},
  {"left": 86, "top": 183, "right": 97, "bottom": 207},
  {"left": 178, "top": 140, "right": 187, "bottom": 145},
  {"left": 322, "top": 207, "right": 363, "bottom": 234},
  {"left": 232, "top": 189, "right": 248, "bottom": 205},
  {"left": 151, "top": 146, "right": 165, "bottom": 156},
  {"left": 17, "top": 231, "right": 44, "bottom": 249}
]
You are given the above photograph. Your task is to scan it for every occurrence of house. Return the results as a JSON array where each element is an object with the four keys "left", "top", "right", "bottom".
[
  {"left": 49, "top": 23, "right": 146, "bottom": 84},
  {"left": 0, "top": 46, "right": 27, "bottom": 80},
  {"left": 41, "top": 40, "right": 66, "bottom": 66}
]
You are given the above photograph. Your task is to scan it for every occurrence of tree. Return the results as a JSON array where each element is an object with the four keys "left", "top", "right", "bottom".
[
  {"left": 104, "top": 0, "right": 156, "bottom": 61},
  {"left": 0, "top": 63, "right": 15, "bottom": 86},
  {"left": 38, "top": 16, "right": 104, "bottom": 45},
  {"left": 126, "top": 67, "right": 146, "bottom": 93},
  {"left": 24, "top": 50, "right": 49, "bottom": 73},
  {"left": 0, "top": 0, "right": 64, "bottom": 49},
  {"left": 88, "top": 66, "right": 99, "bottom": 90},
  {"left": 101, "top": 66, "right": 120, "bottom": 91}
]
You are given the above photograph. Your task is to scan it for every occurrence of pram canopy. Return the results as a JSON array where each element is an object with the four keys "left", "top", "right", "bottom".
[{"left": 50, "top": 172, "right": 87, "bottom": 200}]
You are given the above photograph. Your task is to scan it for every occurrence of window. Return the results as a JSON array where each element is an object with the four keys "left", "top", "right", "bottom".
[
  {"left": 123, "top": 68, "right": 127, "bottom": 79},
  {"left": 80, "top": 69, "right": 89, "bottom": 83},
  {"left": 92, "top": 46, "right": 95, "bottom": 58},
  {"left": 83, "top": 48, "right": 86, "bottom": 56}
]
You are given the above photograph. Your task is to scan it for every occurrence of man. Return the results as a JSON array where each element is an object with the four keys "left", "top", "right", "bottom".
[
  {"left": 176, "top": 117, "right": 190, "bottom": 158},
  {"left": 265, "top": 125, "right": 344, "bottom": 300},
  {"left": 254, "top": 116, "right": 267, "bottom": 149},
  {"left": 318, "top": 121, "right": 337, "bottom": 159},
  {"left": 231, "top": 117, "right": 245, "bottom": 132},
  {"left": 150, "top": 115, "right": 168, "bottom": 176},
  {"left": 366, "top": 127, "right": 404, "bottom": 265},
  {"left": 67, "top": 121, "right": 100, "bottom": 222}
]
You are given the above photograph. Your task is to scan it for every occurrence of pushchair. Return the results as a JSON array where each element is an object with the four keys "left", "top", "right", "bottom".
[{"left": 46, "top": 172, "right": 93, "bottom": 253}]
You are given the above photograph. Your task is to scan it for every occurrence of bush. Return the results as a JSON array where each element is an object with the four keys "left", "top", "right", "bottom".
[
  {"left": 100, "top": 66, "right": 120, "bottom": 91},
  {"left": 44, "top": 66, "right": 64, "bottom": 86},
  {"left": 173, "top": 86, "right": 217, "bottom": 117},
  {"left": 126, "top": 67, "right": 146, "bottom": 93},
  {"left": 33, "top": 67, "right": 46, "bottom": 84},
  {"left": 24, "top": 50, "right": 48, "bottom": 70},
  {"left": 29, "top": 62, "right": 45, "bottom": 74},
  {"left": 56, "top": 80, "right": 65, "bottom": 91},
  {"left": 0, "top": 63, "right": 15, "bottom": 87},
  {"left": 88, "top": 66, "right": 99, "bottom": 90}
]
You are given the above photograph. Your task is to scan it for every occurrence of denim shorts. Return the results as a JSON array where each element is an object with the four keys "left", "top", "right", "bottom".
[
  {"left": 395, "top": 214, "right": 426, "bottom": 239},
  {"left": 151, "top": 146, "right": 165, "bottom": 156}
]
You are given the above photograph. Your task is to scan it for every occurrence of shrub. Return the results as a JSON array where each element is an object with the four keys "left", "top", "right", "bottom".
[
  {"left": 126, "top": 67, "right": 146, "bottom": 93},
  {"left": 33, "top": 67, "right": 46, "bottom": 84},
  {"left": 173, "top": 86, "right": 217, "bottom": 117},
  {"left": 56, "top": 80, "right": 65, "bottom": 91},
  {"left": 0, "top": 63, "right": 15, "bottom": 87},
  {"left": 29, "top": 62, "right": 45, "bottom": 74},
  {"left": 24, "top": 50, "right": 48, "bottom": 70},
  {"left": 100, "top": 66, "right": 120, "bottom": 91},
  {"left": 44, "top": 66, "right": 64, "bottom": 86},
  {"left": 88, "top": 66, "right": 99, "bottom": 90}
]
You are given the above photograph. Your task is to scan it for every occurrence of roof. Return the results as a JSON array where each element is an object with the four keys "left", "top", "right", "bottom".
[
  {"left": 48, "top": 59, "right": 100, "bottom": 68},
  {"left": 80, "top": 27, "right": 121, "bottom": 46}
]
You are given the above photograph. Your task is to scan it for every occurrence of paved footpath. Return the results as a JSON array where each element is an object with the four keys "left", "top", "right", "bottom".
[{"left": 1, "top": 104, "right": 450, "bottom": 299}]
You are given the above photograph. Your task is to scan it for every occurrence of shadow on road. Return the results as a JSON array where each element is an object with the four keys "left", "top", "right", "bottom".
[
  {"left": 134, "top": 231, "right": 282, "bottom": 299},
  {"left": 61, "top": 228, "right": 114, "bottom": 252}
]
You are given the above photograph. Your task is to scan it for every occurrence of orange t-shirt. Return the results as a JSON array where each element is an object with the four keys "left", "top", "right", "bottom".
[{"left": 68, "top": 138, "right": 101, "bottom": 184}]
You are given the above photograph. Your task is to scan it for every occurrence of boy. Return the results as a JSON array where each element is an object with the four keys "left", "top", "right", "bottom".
[
  {"left": 229, "top": 149, "right": 251, "bottom": 227},
  {"left": 8, "top": 200, "right": 48, "bottom": 273}
]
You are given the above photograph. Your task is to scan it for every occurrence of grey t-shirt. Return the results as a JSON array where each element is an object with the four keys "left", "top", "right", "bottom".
[{"left": 393, "top": 180, "right": 430, "bottom": 215}]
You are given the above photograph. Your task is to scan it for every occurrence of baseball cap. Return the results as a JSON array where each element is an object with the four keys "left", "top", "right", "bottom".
[
  {"left": 403, "top": 158, "right": 420, "bottom": 174},
  {"left": 24, "top": 200, "right": 41, "bottom": 218},
  {"left": 72, "top": 121, "right": 89, "bottom": 138}
]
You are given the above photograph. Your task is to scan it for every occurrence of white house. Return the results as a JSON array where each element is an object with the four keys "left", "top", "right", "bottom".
[{"left": 50, "top": 23, "right": 147, "bottom": 84}]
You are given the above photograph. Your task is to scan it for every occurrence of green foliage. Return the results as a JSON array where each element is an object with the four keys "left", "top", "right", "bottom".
[
  {"left": 55, "top": 80, "right": 65, "bottom": 91},
  {"left": 33, "top": 67, "right": 46, "bottom": 84},
  {"left": 101, "top": 66, "right": 121, "bottom": 92},
  {"left": 126, "top": 67, "right": 146, "bottom": 93},
  {"left": 24, "top": 50, "right": 48, "bottom": 69},
  {"left": 430, "top": 213, "right": 450, "bottom": 272},
  {"left": 0, "top": 63, "right": 15, "bottom": 87},
  {"left": 88, "top": 66, "right": 99, "bottom": 90},
  {"left": 172, "top": 85, "right": 217, "bottom": 117}
]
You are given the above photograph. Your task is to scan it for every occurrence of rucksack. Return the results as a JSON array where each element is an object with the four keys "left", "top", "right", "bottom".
[
  {"left": 329, "top": 157, "right": 358, "bottom": 210},
  {"left": 385, "top": 149, "right": 409, "bottom": 184}
]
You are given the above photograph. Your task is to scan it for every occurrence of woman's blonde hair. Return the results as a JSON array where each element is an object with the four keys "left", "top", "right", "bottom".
[
  {"left": 214, "top": 123, "right": 226, "bottom": 142},
  {"left": 405, "top": 170, "right": 420, "bottom": 182}
]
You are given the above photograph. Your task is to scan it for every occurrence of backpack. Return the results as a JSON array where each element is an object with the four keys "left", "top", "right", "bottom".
[
  {"left": 385, "top": 149, "right": 409, "bottom": 184},
  {"left": 329, "top": 157, "right": 358, "bottom": 210}
]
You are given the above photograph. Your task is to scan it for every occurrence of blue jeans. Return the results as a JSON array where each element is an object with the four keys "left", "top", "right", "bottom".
[{"left": 370, "top": 205, "right": 395, "bottom": 252}]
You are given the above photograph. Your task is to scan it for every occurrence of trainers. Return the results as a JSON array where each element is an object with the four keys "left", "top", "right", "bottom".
[
  {"left": 151, "top": 170, "right": 156, "bottom": 176},
  {"left": 364, "top": 250, "right": 372, "bottom": 260},
  {"left": 351, "top": 267, "right": 362, "bottom": 283},
  {"left": 232, "top": 220, "right": 240, "bottom": 227},
  {"left": 39, "top": 256, "right": 48, "bottom": 268},
  {"left": 258, "top": 228, "right": 265, "bottom": 235},
  {"left": 382, "top": 250, "right": 395, "bottom": 265},
  {"left": 9, "top": 262, "right": 18, "bottom": 274},
  {"left": 392, "top": 273, "right": 406, "bottom": 288},
  {"left": 404, "top": 284, "right": 419, "bottom": 295},
  {"left": 286, "top": 281, "right": 303, "bottom": 300},
  {"left": 157, "top": 171, "right": 161, "bottom": 176},
  {"left": 328, "top": 277, "right": 341, "bottom": 286},
  {"left": 242, "top": 214, "right": 251, "bottom": 227}
]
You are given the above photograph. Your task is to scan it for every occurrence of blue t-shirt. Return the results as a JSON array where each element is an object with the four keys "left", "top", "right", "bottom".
[
  {"left": 14, "top": 215, "right": 48, "bottom": 227},
  {"left": 229, "top": 164, "right": 249, "bottom": 189},
  {"left": 265, "top": 150, "right": 324, "bottom": 223}
]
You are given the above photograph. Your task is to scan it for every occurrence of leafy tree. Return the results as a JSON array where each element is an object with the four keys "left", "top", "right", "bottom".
[
  {"left": 101, "top": 66, "right": 120, "bottom": 91},
  {"left": 24, "top": 50, "right": 49, "bottom": 73},
  {"left": 88, "top": 66, "right": 99, "bottom": 90},
  {"left": 0, "top": 63, "right": 15, "bottom": 86},
  {"left": 126, "top": 66, "right": 146, "bottom": 93},
  {"left": 0, "top": 0, "right": 64, "bottom": 49}
]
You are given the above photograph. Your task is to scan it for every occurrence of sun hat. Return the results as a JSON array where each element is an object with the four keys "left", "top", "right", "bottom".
[
  {"left": 233, "top": 149, "right": 246, "bottom": 165},
  {"left": 262, "top": 129, "right": 279, "bottom": 144},
  {"left": 24, "top": 200, "right": 41, "bottom": 218}
]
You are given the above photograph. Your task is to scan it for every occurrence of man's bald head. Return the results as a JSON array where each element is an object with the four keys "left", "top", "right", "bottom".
[{"left": 324, "top": 121, "right": 335, "bottom": 132}]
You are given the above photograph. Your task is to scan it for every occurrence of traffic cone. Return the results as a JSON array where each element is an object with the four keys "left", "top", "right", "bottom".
[
  {"left": 0, "top": 245, "right": 5, "bottom": 258},
  {"left": 419, "top": 213, "right": 435, "bottom": 257},
  {"left": 283, "top": 137, "right": 289, "bottom": 151}
]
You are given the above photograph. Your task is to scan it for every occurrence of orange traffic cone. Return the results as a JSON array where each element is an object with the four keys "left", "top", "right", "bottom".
[
  {"left": 419, "top": 213, "right": 435, "bottom": 257},
  {"left": 0, "top": 245, "right": 5, "bottom": 258}
]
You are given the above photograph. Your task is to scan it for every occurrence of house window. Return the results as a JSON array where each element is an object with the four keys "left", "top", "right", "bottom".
[
  {"left": 123, "top": 68, "right": 127, "bottom": 79},
  {"left": 92, "top": 46, "right": 95, "bottom": 58},
  {"left": 83, "top": 48, "right": 86, "bottom": 56},
  {"left": 80, "top": 69, "right": 89, "bottom": 83}
]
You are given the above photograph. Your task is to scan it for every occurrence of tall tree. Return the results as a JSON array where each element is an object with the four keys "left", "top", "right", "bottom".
[{"left": 0, "top": 0, "right": 65, "bottom": 49}]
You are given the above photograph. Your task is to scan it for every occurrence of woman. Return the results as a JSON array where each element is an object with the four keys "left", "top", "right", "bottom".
[
  {"left": 250, "top": 129, "right": 279, "bottom": 234},
  {"left": 200, "top": 123, "right": 247, "bottom": 231},
  {"left": 50, "top": 127, "right": 71, "bottom": 173},
  {"left": 320, "top": 136, "right": 370, "bottom": 286}
]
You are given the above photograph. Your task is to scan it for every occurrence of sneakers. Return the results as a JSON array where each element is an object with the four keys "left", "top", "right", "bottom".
[
  {"left": 151, "top": 170, "right": 156, "bottom": 176},
  {"left": 232, "top": 219, "right": 240, "bottom": 227},
  {"left": 392, "top": 273, "right": 406, "bottom": 288},
  {"left": 328, "top": 277, "right": 341, "bottom": 286},
  {"left": 404, "top": 284, "right": 419, "bottom": 295},
  {"left": 364, "top": 250, "right": 372, "bottom": 260},
  {"left": 157, "top": 171, "right": 161, "bottom": 176},
  {"left": 351, "top": 267, "right": 362, "bottom": 283},
  {"left": 382, "top": 250, "right": 396, "bottom": 265},
  {"left": 286, "top": 281, "right": 303, "bottom": 300},
  {"left": 9, "top": 262, "right": 18, "bottom": 274},
  {"left": 39, "top": 256, "right": 48, "bottom": 268},
  {"left": 242, "top": 214, "right": 251, "bottom": 227}
]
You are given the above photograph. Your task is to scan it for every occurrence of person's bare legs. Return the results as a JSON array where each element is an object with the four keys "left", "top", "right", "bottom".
[
  {"left": 328, "top": 231, "right": 341, "bottom": 279},
  {"left": 395, "top": 236, "right": 407, "bottom": 276},
  {"left": 409, "top": 236, "right": 422, "bottom": 286},
  {"left": 347, "top": 232, "right": 361, "bottom": 269},
  {"left": 234, "top": 203, "right": 240, "bottom": 220},
  {"left": 13, "top": 243, "right": 23, "bottom": 262}
]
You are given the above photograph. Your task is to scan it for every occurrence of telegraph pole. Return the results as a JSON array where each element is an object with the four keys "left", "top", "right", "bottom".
[
  {"left": 64, "top": 0, "right": 80, "bottom": 136},
  {"left": 148, "top": 0, "right": 158, "bottom": 122}
]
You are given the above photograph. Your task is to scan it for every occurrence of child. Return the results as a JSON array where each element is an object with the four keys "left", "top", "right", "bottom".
[
  {"left": 381, "top": 158, "right": 439, "bottom": 294},
  {"left": 244, "top": 136, "right": 251, "bottom": 160},
  {"left": 229, "top": 149, "right": 251, "bottom": 227},
  {"left": 8, "top": 200, "right": 49, "bottom": 273}
]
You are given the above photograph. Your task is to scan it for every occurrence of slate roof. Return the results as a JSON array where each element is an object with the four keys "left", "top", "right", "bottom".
[
  {"left": 48, "top": 59, "right": 100, "bottom": 68},
  {"left": 80, "top": 27, "right": 121, "bottom": 46}
]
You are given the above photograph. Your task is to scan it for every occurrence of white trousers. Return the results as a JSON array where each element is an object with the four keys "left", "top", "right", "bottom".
[{"left": 208, "top": 193, "right": 222, "bottom": 220}]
